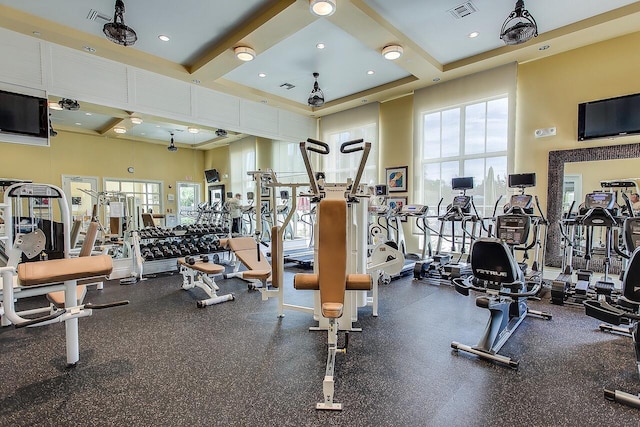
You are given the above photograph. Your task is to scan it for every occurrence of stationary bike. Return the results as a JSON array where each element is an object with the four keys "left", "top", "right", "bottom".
[{"left": 451, "top": 213, "right": 552, "bottom": 369}]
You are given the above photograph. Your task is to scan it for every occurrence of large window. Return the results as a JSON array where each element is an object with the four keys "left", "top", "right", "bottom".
[
  {"left": 104, "top": 178, "right": 162, "bottom": 215},
  {"left": 416, "top": 96, "right": 509, "bottom": 218},
  {"left": 323, "top": 123, "right": 378, "bottom": 186},
  {"left": 271, "top": 140, "right": 307, "bottom": 183},
  {"left": 229, "top": 137, "right": 256, "bottom": 200}
]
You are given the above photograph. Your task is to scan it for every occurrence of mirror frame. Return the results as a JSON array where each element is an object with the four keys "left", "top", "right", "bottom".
[{"left": 546, "top": 142, "right": 640, "bottom": 267}]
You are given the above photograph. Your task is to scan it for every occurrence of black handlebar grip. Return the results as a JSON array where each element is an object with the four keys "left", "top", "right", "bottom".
[
  {"left": 340, "top": 138, "right": 365, "bottom": 153},
  {"left": 305, "top": 138, "right": 330, "bottom": 154},
  {"left": 14, "top": 310, "right": 65, "bottom": 328}
]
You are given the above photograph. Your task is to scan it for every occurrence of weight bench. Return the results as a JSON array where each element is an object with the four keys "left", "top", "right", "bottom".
[
  {"left": 294, "top": 199, "right": 372, "bottom": 410},
  {"left": 225, "top": 236, "right": 273, "bottom": 291},
  {"left": 177, "top": 258, "right": 234, "bottom": 308},
  {"left": 1, "top": 254, "right": 128, "bottom": 366}
]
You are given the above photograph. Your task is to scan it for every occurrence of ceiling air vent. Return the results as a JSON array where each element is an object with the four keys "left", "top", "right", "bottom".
[
  {"left": 280, "top": 83, "right": 295, "bottom": 90},
  {"left": 448, "top": 2, "right": 478, "bottom": 19},
  {"left": 86, "top": 9, "right": 112, "bottom": 24}
]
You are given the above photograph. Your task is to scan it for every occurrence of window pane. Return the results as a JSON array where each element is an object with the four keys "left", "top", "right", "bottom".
[
  {"left": 105, "top": 181, "right": 119, "bottom": 192},
  {"left": 423, "top": 113, "right": 441, "bottom": 160},
  {"left": 121, "top": 182, "right": 134, "bottom": 193},
  {"left": 487, "top": 98, "right": 508, "bottom": 152},
  {"left": 465, "top": 103, "right": 486, "bottom": 155},
  {"left": 441, "top": 109, "right": 460, "bottom": 157}
]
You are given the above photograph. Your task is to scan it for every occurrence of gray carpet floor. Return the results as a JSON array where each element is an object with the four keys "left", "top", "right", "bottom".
[{"left": 1, "top": 267, "right": 639, "bottom": 426}]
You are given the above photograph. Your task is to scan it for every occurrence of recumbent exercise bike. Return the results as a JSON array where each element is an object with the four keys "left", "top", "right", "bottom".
[{"left": 451, "top": 213, "right": 552, "bottom": 369}]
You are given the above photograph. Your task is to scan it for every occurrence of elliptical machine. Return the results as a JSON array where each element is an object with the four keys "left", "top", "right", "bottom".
[{"left": 451, "top": 213, "right": 552, "bottom": 369}]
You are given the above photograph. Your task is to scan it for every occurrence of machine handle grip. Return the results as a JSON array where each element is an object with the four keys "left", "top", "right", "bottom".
[
  {"left": 14, "top": 309, "right": 65, "bottom": 328},
  {"left": 84, "top": 300, "right": 130, "bottom": 309},
  {"left": 305, "top": 138, "right": 330, "bottom": 154},
  {"left": 340, "top": 138, "right": 365, "bottom": 153}
]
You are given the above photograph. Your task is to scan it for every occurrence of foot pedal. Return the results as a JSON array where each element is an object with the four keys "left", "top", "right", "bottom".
[
  {"left": 575, "top": 280, "right": 589, "bottom": 295},
  {"left": 594, "top": 280, "right": 615, "bottom": 296}
]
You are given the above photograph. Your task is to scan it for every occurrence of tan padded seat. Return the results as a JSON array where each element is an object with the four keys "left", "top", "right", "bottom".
[
  {"left": 177, "top": 258, "right": 225, "bottom": 274},
  {"left": 228, "top": 236, "right": 273, "bottom": 285},
  {"left": 17, "top": 254, "right": 113, "bottom": 287},
  {"left": 47, "top": 286, "right": 87, "bottom": 307},
  {"left": 322, "top": 302, "right": 344, "bottom": 319}
]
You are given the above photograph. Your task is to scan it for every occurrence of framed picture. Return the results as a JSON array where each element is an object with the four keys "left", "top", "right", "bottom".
[
  {"left": 387, "top": 196, "right": 408, "bottom": 221},
  {"left": 261, "top": 186, "right": 270, "bottom": 198},
  {"left": 386, "top": 166, "right": 408, "bottom": 192}
]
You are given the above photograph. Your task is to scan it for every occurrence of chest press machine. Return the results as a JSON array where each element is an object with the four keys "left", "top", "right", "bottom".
[
  {"left": 293, "top": 138, "right": 373, "bottom": 410},
  {"left": 0, "top": 183, "right": 128, "bottom": 367}
]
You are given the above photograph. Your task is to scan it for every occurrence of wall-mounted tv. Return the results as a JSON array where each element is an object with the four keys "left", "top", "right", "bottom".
[
  {"left": 204, "top": 168, "right": 219, "bottom": 183},
  {"left": 0, "top": 89, "right": 48, "bottom": 139},
  {"left": 578, "top": 92, "right": 640, "bottom": 141}
]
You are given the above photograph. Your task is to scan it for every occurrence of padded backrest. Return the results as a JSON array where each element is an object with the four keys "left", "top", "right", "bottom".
[
  {"left": 271, "top": 225, "right": 280, "bottom": 288},
  {"left": 318, "top": 199, "right": 347, "bottom": 308},
  {"left": 623, "top": 246, "right": 640, "bottom": 303},
  {"left": 228, "top": 236, "right": 271, "bottom": 271},
  {"left": 141, "top": 213, "right": 155, "bottom": 227},
  {"left": 470, "top": 237, "right": 522, "bottom": 284},
  {"left": 70, "top": 220, "right": 82, "bottom": 248},
  {"left": 79, "top": 221, "right": 100, "bottom": 257}
]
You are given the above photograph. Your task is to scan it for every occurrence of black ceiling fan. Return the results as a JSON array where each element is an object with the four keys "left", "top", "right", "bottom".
[
  {"left": 167, "top": 133, "right": 177, "bottom": 152},
  {"left": 103, "top": 0, "right": 138, "bottom": 46}
]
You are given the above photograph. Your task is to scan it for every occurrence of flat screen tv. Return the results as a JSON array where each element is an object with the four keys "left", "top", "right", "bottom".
[
  {"left": 0, "top": 89, "right": 48, "bottom": 139},
  {"left": 578, "top": 92, "right": 640, "bottom": 141},
  {"left": 508, "top": 173, "right": 536, "bottom": 188},
  {"left": 204, "top": 168, "right": 219, "bottom": 183},
  {"left": 452, "top": 177, "right": 473, "bottom": 190}
]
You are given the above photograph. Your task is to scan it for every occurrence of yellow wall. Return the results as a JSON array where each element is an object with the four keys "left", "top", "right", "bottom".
[
  {"left": 379, "top": 95, "right": 413, "bottom": 186},
  {"left": 516, "top": 31, "right": 640, "bottom": 214},
  {"left": 0, "top": 131, "right": 205, "bottom": 214}
]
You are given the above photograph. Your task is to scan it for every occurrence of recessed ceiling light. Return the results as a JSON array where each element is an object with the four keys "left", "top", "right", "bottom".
[
  {"left": 141, "top": 132, "right": 146, "bottom": 136},
  {"left": 48, "top": 101, "right": 63, "bottom": 111},
  {"left": 130, "top": 117, "right": 143, "bottom": 125},
  {"left": 158, "top": 35, "right": 170, "bottom": 42},
  {"left": 85, "top": 112, "right": 92, "bottom": 116},
  {"left": 539, "top": 44, "right": 550, "bottom": 51},
  {"left": 234, "top": 46, "right": 256, "bottom": 61},
  {"left": 187, "top": 127, "right": 199, "bottom": 134},
  {"left": 83, "top": 46, "right": 96, "bottom": 53},
  {"left": 309, "top": 0, "right": 336, "bottom": 17},
  {"left": 382, "top": 45, "right": 403, "bottom": 60},
  {"left": 114, "top": 127, "right": 127, "bottom": 134},
  {"left": 468, "top": 32, "right": 479, "bottom": 38},
  {"left": 74, "top": 122, "right": 82, "bottom": 126},
  {"left": 316, "top": 43, "right": 325, "bottom": 49},
  {"left": 367, "top": 70, "right": 374, "bottom": 75},
  {"left": 258, "top": 73, "right": 266, "bottom": 78}
]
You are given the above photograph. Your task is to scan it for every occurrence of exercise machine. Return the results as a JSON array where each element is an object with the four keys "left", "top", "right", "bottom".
[
  {"left": 177, "top": 255, "right": 234, "bottom": 308},
  {"left": 0, "top": 182, "right": 128, "bottom": 366},
  {"left": 451, "top": 213, "right": 552, "bottom": 369},
  {"left": 422, "top": 177, "right": 481, "bottom": 284},
  {"left": 293, "top": 137, "right": 373, "bottom": 410},
  {"left": 584, "top": 245, "right": 640, "bottom": 409},
  {"left": 551, "top": 191, "right": 624, "bottom": 305}
]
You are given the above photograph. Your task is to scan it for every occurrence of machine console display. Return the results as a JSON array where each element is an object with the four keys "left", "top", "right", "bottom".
[
  {"left": 496, "top": 214, "right": 531, "bottom": 245},
  {"left": 584, "top": 192, "right": 615, "bottom": 210},
  {"left": 452, "top": 195, "right": 471, "bottom": 209},
  {"left": 401, "top": 204, "right": 428, "bottom": 215},
  {"left": 509, "top": 194, "right": 533, "bottom": 209}
]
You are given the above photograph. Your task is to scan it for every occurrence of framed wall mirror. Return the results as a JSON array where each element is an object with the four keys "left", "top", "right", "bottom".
[{"left": 546, "top": 142, "right": 640, "bottom": 267}]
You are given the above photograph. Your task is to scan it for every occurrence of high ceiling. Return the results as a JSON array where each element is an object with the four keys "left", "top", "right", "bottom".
[{"left": 1, "top": 0, "right": 639, "bottom": 148}]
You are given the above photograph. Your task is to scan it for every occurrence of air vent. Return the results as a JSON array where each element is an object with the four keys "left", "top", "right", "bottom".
[
  {"left": 448, "top": 1, "right": 478, "bottom": 19},
  {"left": 280, "top": 83, "right": 295, "bottom": 90},
  {"left": 87, "top": 9, "right": 112, "bottom": 24}
]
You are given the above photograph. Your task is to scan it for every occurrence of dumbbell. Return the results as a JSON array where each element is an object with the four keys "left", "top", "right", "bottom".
[{"left": 185, "top": 255, "right": 197, "bottom": 265}]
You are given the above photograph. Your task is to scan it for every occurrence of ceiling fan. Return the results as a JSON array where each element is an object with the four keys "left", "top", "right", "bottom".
[
  {"left": 167, "top": 133, "right": 177, "bottom": 152},
  {"left": 103, "top": 0, "right": 138, "bottom": 46}
]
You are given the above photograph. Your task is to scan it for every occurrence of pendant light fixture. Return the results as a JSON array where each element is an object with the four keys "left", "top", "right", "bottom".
[
  {"left": 500, "top": 0, "right": 538, "bottom": 45},
  {"left": 307, "top": 72, "right": 325, "bottom": 107}
]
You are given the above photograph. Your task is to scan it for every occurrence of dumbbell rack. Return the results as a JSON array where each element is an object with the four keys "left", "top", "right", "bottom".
[{"left": 136, "top": 224, "right": 230, "bottom": 275}]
